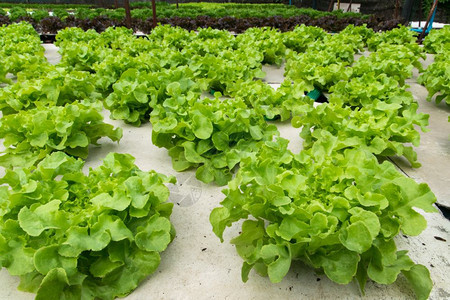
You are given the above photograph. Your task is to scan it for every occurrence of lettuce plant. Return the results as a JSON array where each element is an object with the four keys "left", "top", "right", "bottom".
[
  {"left": 422, "top": 25, "right": 450, "bottom": 54},
  {"left": 352, "top": 44, "right": 424, "bottom": 86},
  {"left": 151, "top": 90, "right": 278, "bottom": 185},
  {"left": 283, "top": 26, "right": 365, "bottom": 92},
  {"left": 55, "top": 27, "right": 100, "bottom": 47},
  {"left": 418, "top": 25, "right": 450, "bottom": 105},
  {"left": 31, "top": 10, "right": 50, "bottom": 22},
  {"left": 0, "top": 102, "right": 122, "bottom": 168},
  {"left": 0, "top": 152, "right": 176, "bottom": 299},
  {"left": 285, "top": 51, "right": 352, "bottom": 92},
  {"left": 339, "top": 24, "right": 375, "bottom": 44},
  {"left": 58, "top": 41, "right": 114, "bottom": 72},
  {"left": 8, "top": 7, "right": 28, "bottom": 21},
  {"left": 308, "top": 32, "right": 364, "bottom": 64},
  {"left": 293, "top": 97, "right": 429, "bottom": 168},
  {"left": 236, "top": 27, "right": 286, "bottom": 66},
  {"left": 92, "top": 49, "right": 185, "bottom": 92},
  {"left": 282, "top": 24, "right": 327, "bottom": 53},
  {"left": 0, "top": 22, "right": 45, "bottom": 84},
  {"left": 104, "top": 68, "right": 155, "bottom": 126},
  {"left": 188, "top": 48, "right": 265, "bottom": 94},
  {"left": 148, "top": 25, "right": 196, "bottom": 50},
  {"left": 329, "top": 73, "right": 413, "bottom": 108},
  {"left": 366, "top": 25, "right": 418, "bottom": 52},
  {"left": 227, "top": 79, "right": 313, "bottom": 121},
  {"left": 418, "top": 52, "right": 450, "bottom": 106},
  {"left": 210, "top": 137, "right": 435, "bottom": 299},
  {"left": 105, "top": 67, "right": 198, "bottom": 126},
  {"left": 0, "top": 68, "right": 101, "bottom": 115}
]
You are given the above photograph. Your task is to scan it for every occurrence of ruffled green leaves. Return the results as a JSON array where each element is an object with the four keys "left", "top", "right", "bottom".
[
  {"left": 18, "top": 200, "right": 67, "bottom": 236},
  {"left": 310, "top": 249, "right": 360, "bottom": 284},
  {"left": 1, "top": 22, "right": 440, "bottom": 300},
  {"left": 34, "top": 246, "right": 78, "bottom": 276},
  {"left": 353, "top": 44, "right": 424, "bottom": 86},
  {"left": 295, "top": 96, "right": 429, "bottom": 168},
  {"left": 35, "top": 268, "right": 71, "bottom": 300},
  {"left": 59, "top": 226, "right": 111, "bottom": 257},
  {"left": 260, "top": 244, "right": 291, "bottom": 283},
  {"left": 192, "top": 112, "right": 213, "bottom": 139},
  {"left": 227, "top": 79, "right": 313, "bottom": 121},
  {"left": 105, "top": 67, "right": 200, "bottom": 126},
  {"left": 286, "top": 24, "right": 430, "bottom": 169},
  {"left": 382, "top": 177, "right": 437, "bottom": 236},
  {"left": 418, "top": 52, "right": 450, "bottom": 106},
  {"left": 0, "top": 152, "right": 176, "bottom": 299},
  {"left": 366, "top": 25, "right": 418, "bottom": 52},
  {"left": 210, "top": 138, "right": 436, "bottom": 298},
  {"left": 0, "top": 23, "right": 46, "bottom": 85},
  {"left": 340, "top": 222, "right": 372, "bottom": 254},
  {"left": 423, "top": 25, "right": 450, "bottom": 54},
  {"left": 91, "top": 193, "right": 129, "bottom": 211},
  {"left": 152, "top": 93, "right": 279, "bottom": 185},
  {"left": 105, "top": 68, "right": 153, "bottom": 126},
  {"left": 339, "top": 207, "right": 380, "bottom": 253},
  {"left": 0, "top": 68, "right": 101, "bottom": 115},
  {"left": 135, "top": 215, "right": 172, "bottom": 252},
  {"left": 236, "top": 27, "right": 286, "bottom": 66},
  {"left": 402, "top": 264, "right": 433, "bottom": 300},
  {"left": 0, "top": 101, "right": 122, "bottom": 168},
  {"left": 284, "top": 30, "right": 363, "bottom": 91},
  {"left": 0, "top": 222, "right": 36, "bottom": 276}
]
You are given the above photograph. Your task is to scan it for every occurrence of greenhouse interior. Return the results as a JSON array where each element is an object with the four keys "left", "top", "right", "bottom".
[{"left": 0, "top": 0, "right": 449, "bottom": 299}]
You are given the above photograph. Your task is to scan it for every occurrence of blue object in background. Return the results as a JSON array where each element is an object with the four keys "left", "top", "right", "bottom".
[
  {"left": 411, "top": 4, "right": 438, "bottom": 34},
  {"left": 307, "top": 89, "right": 321, "bottom": 101}
]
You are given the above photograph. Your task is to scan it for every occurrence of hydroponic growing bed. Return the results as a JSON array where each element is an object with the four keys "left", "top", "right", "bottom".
[{"left": 0, "top": 22, "right": 449, "bottom": 300}]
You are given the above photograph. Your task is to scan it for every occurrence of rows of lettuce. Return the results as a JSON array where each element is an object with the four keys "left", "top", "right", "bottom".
[
  {"left": 0, "top": 22, "right": 447, "bottom": 299},
  {"left": 0, "top": 3, "right": 366, "bottom": 21},
  {"left": 0, "top": 9, "right": 400, "bottom": 34},
  {"left": 0, "top": 23, "right": 178, "bottom": 300},
  {"left": 419, "top": 25, "right": 450, "bottom": 109}
]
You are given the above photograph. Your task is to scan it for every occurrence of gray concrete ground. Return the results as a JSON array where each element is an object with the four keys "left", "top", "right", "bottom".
[{"left": 0, "top": 44, "right": 449, "bottom": 300}]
